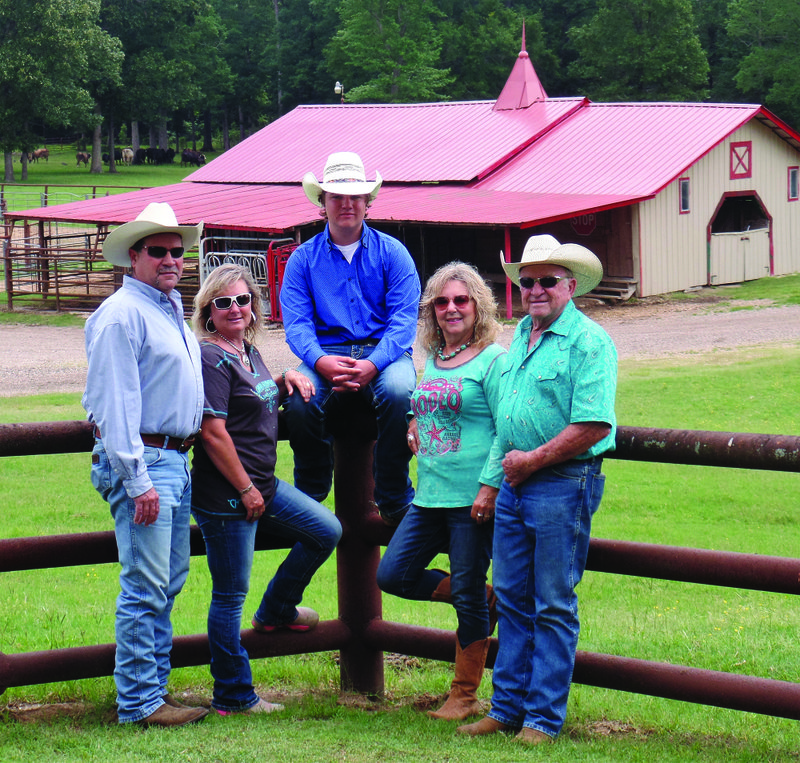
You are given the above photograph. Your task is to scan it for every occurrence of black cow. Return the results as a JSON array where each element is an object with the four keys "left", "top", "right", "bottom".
[
  {"left": 181, "top": 149, "right": 206, "bottom": 167},
  {"left": 133, "top": 148, "right": 147, "bottom": 165}
]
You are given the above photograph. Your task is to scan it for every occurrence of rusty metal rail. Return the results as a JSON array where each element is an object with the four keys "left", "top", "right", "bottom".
[{"left": 1, "top": 421, "right": 800, "bottom": 719}]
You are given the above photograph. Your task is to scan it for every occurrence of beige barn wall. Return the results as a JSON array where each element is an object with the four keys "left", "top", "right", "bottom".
[{"left": 635, "top": 119, "right": 800, "bottom": 297}]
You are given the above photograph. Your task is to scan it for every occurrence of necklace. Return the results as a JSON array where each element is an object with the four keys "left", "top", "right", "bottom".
[
  {"left": 437, "top": 334, "right": 473, "bottom": 361},
  {"left": 216, "top": 331, "right": 250, "bottom": 366}
]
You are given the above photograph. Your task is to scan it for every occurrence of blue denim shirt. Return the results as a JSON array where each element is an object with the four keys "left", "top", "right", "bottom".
[
  {"left": 279, "top": 222, "right": 420, "bottom": 372},
  {"left": 481, "top": 301, "right": 617, "bottom": 486},
  {"left": 82, "top": 275, "right": 204, "bottom": 498}
]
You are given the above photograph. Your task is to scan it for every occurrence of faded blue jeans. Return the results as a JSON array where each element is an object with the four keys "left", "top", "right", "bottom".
[
  {"left": 90, "top": 440, "right": 192, "bottom": 724},
  {"left": 376, "top": 504, "right": 493, "bottom": 647},
  {"left": 283, "top": 345, "right": 416, "bottom": 521},
  {"left": 488, "top": 458, "right": 605, "bottom": 739},
  {"left": 192, "top": 479, "right": 341, "bottom": 712}
]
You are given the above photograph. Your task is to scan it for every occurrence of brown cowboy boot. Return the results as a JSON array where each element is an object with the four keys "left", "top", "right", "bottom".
[
  {"left": 430, "top": 575, "right": 498, "bottom": 635},
  {"left": 428, "top": 636, "right": 490, "bottom": 720}
]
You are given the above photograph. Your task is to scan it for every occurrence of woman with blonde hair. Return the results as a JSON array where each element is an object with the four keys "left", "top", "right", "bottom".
[
  {"left": 377, "top": 261, "right": 505, "bottom": 720},
  {"left": 191, "top": 264, "right": 341, "bottom": 716}
]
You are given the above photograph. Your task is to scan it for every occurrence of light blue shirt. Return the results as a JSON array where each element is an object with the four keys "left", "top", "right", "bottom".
[
  {"left": 481, "top": 301, "right": 617, "bottom": 486},
  {"left": 279, "top": 222, "right": 421, "bottom": 372},
  {"left": 82, "top": 275, "right": 204, "bottom": 498}
]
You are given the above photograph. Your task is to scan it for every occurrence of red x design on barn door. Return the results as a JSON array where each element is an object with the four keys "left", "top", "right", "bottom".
[{"left": 730, "top": 141, "right": 752, "bottom": 179}]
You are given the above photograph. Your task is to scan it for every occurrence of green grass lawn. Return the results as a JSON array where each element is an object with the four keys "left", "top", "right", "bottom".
[{"left": 1, "top": 343, "right": 799, "bottom": 760}]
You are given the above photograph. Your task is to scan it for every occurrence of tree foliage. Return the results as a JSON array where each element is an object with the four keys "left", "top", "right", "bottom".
[
  {"left": 568, "top": 0, "right": 709, "bottom": 102},
  {"left": 326, "top": 0, "right": 453, "bottom": 103},
  {"left": 0, "top": 0, "right": 121, "bottom": 155},
  {"left": 726, "top": 0, "right": 800, "bottom": 124}
]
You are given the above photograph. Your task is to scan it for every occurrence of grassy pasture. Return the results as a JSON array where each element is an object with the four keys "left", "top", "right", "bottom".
[{"left": 1, "top": 338, "right": 799, "bottom": 760}]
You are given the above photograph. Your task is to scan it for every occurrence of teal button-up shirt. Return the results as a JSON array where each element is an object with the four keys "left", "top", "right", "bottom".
[{"left": 480, "top": 300, "right": 617, "bottom": 487}]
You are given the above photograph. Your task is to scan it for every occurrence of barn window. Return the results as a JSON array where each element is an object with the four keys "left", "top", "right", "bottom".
[
  {"left": 679, "top": 177, "right": 690, "bottom": 214},
  {"left": 730, "top": 141, "right": 752, "bottom": 179},
  {"left": 789, "top": 167, "right": 799, "bottom": 201}
]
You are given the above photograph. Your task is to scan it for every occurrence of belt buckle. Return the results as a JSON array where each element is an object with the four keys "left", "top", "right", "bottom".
[{"left": 178, "top": 438, "right": 192, "bottom": 453}]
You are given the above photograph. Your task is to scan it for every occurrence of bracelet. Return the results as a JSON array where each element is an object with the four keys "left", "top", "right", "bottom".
[
  {"left": 281, "top": 368, "right": 291, "bottom": 383},
  {"left": 239, "top": 481, "right": 254, "bottom": 496}
]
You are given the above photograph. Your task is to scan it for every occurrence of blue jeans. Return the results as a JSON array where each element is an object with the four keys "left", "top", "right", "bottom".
[
  {"left": 192, "top": 479, "right": 341, "bottom": 712},
  {"left": 376, "top": 504, "right": 493, "bottom": 646},
  {"left": 283, "top": 345, "right": 416, "bottom": 520},
  {"left": 488, "top": 459, "right": 605, "bottom": 738},
  {"left": 90, "top": 441, "right": 192, "bottom": 724}
]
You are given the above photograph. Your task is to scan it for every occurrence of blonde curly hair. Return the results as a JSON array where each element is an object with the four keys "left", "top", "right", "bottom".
[
  {"left": 418, "top": 261, "right": 500, "bottom": 355},
  {"left": 192, "top": 263, "right": 264, "bottom": 344}
]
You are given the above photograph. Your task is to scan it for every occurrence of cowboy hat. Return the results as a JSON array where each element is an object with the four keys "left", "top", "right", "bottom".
[
  {"left": 501, "top": 234, "right": 603, "bottom": 297},
  {"left": 102, "top": 202, "right": 204, "bottom": 267},
  {"left": 302, "top": 151, "right": 382, "bottom": 207}
]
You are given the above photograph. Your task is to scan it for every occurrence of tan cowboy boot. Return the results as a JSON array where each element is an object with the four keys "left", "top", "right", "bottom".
[{"left": 428, "top": 636, "right": 490, "bottom": 720}]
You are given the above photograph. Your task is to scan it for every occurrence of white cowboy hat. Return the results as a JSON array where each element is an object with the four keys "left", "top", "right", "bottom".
[
  {"left": 102, "top": 202, "right": 204, "bottom": 267},
  {"left": 501, "top": 234, "right": 603, "bottom": 297},
  {"left": 302, "top": 151, "right": 382, "bottom": 207}
]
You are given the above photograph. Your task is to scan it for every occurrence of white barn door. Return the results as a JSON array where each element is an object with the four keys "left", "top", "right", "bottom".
[{"left": 709, "top": 228, "right": 770, "bottom": 285}]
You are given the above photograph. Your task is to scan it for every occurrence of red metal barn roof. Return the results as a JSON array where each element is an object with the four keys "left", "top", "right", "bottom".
[
  {"left": 186, "top": 98, "right": 585, "bottom": 185},
  {"left": 478, "top": 102, "right": 770, "bottom": 196},
  {"left": 8, "top": 183, "right": 318, "bottom": 232}
]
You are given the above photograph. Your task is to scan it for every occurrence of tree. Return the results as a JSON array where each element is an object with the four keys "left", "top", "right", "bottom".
[
  {"left": 100, "top": 0, "right": 230, "bottom": 151},
  {"left": 568, "top": 0, "right": 709, "bottom": 102},
  {"left": 727, "top": 0, "right": 800, "bottom": 125},
  {"left": 325, "top": 0, "right": 453, "bottom": 103},
  {"left": 436, "top": 0, "right": 556, "bottom": 101},
  {"left": 0, "top": 0, "right": 122, "bottom": 180}
]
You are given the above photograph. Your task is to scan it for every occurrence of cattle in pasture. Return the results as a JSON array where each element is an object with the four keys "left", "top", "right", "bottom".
[
  {"left": 102, "top": 149, "right": 123, "bottom": 164},
  {"left": 133, "top": 148, "right": 147, "bottom": 165},
  {"left": 21, "top": 148, "right": 49, "bottom": 163},
  {"left": 76, "top": 151, "right": 91, "bottom": 167},
  {"left": 122, "top": 148, "right": 134, "bottom": 165},
  {"left": 181, "top": 149, "right": 206, "bottom": 167}
]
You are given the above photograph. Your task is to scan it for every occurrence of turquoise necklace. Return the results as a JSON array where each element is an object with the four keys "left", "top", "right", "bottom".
[{"left": 437, "top": 334, "right": 473, "bottom": 361}]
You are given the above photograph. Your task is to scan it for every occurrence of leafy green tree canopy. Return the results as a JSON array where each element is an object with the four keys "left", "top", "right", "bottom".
[
  {"left": 326, "top": 0, "right": 454, "bottom": 103},
  {"left": 0, "top": 0, "right": 122, "bottom": 152},
  {"left": 568, "top": 0, "right": 709, "bottom": 102}
]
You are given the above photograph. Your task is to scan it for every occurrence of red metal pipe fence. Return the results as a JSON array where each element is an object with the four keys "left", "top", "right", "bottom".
[{"left": 1, "top": 421, "right": 800, "bottom": 718}]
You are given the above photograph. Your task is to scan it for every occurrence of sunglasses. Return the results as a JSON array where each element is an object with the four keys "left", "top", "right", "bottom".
[
  {"left": 518, "top": 275, "right": 566, "bottom": 289},
  {"left": 143, "top": 246, "right": 185, "bottom": 259},
  {"left": 433, "top": 295, "right": 471, "bottom": 309},
  {"left": 211, "top": 292, "right": 252, "bottom": 310}
]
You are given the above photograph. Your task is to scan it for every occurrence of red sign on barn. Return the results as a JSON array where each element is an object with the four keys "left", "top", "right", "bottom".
[{"left": 570, "top": 214, "right": 596, "bottom": 236}]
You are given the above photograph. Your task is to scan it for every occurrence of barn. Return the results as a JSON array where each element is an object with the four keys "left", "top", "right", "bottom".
[{"left": 7, "top": 38, "right": 800, "bottom": 313}]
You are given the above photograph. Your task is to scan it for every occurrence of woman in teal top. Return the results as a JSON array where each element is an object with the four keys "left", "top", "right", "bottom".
[{"left": 377, "top": 261, "right": 505, "bottom": 721}]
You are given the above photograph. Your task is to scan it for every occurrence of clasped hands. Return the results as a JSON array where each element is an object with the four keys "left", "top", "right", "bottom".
[{"left": 316, "top": 355, "right": 377, "bottom": 392}]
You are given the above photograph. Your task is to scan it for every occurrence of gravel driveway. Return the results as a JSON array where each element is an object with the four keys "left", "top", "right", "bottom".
[{"left": 1, "top": 296, "right": 799, "bottom": 398}]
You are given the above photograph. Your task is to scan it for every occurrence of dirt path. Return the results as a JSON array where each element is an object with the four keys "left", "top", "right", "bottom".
[{"left": 1, "top": 297, "right": 799, "bottom": 398}]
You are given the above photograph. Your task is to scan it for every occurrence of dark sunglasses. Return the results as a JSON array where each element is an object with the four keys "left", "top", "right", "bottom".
[
  {"left": 144, "top": 246, "right": 185, "bottom": 259},
  {"left": 519, "top": 275, "right": 565, "bottom": 289},
  {"left": 211, "top": 292, "right": 252, "bottom": 310},
  {"left": 433, "top": 295, "right": 471, "bottom": 309}
]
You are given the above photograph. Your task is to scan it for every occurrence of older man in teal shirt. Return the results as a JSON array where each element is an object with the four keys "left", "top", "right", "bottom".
[{"left": 463, "top": 235, "right": 617, "bottom": 746}]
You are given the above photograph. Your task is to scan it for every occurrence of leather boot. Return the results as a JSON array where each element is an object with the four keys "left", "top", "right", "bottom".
[
  {"left": 428, "top": 637, "right": 490, "bottom": 720},
  {"left": 430, "top": 575, "right": 498, "bottom": 636},
  {"left": 457, "top": 715, "right": 512, "bottom": 736}
]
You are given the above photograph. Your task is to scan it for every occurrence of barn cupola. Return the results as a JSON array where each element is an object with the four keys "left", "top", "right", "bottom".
[{"left": 493, "top": 24, "right": 548, "bottom": 111}]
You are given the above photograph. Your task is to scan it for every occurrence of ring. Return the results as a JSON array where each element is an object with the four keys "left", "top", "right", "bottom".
[
  {"left": 477, "top": 513, "right": 483, "bottom": 517},
  {"left": 407, "top": 435, "right": 414, "bottom": 441}
]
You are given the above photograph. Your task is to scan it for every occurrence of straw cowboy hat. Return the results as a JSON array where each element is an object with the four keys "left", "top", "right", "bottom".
[
  {"left": 102, "top": 202, "right": 204, "bottom": 267},
  {"left": 302, "top": 151, "right": 382, "bottom": 207},
  {"left": 501, "top": 234, "right": 603, "bottom": 297}
]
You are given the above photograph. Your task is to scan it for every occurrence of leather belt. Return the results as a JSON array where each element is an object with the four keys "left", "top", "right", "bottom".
[
  {"left": 140, "top": 434, "right": 197, "bottom": 453},
  {"left": 95, "top": 428, "right": 197, "bottom": 453}
]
